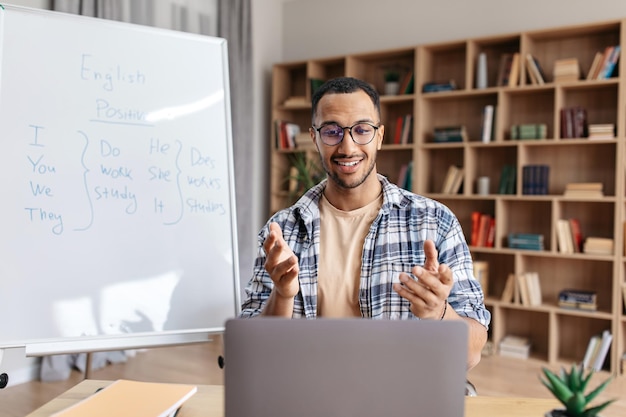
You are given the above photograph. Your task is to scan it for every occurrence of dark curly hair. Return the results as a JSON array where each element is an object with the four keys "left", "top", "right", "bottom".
[{"left": 311, "top": 77, "right": 380, "bottom": 125}]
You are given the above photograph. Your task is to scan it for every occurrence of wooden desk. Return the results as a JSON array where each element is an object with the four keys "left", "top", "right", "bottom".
[{"left": 27, "top": 379, "right": 560, "bottom": 417}]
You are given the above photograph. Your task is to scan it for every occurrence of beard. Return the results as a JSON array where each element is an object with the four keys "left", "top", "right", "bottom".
[{"left": 319, "top": 150, "right": 377, "bottom": 189}]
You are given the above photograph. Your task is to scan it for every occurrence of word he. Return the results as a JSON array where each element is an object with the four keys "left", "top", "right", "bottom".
[{"left": 80, "top": 54, "right": 147, "bottom": 92}]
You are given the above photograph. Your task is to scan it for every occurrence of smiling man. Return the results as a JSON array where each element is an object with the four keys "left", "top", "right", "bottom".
[{"left": 240, "top": 77, "right": 490, "bottom": 369}]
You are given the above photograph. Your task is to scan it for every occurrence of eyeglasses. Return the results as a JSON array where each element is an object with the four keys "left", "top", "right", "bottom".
[{"left": 312, "top": 122, "right": 380, "bottom": 146}]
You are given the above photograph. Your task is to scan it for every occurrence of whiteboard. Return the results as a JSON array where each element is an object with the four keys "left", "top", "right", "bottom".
[{"left": 0, "top": 5, "right": 240, "bottom": 355}]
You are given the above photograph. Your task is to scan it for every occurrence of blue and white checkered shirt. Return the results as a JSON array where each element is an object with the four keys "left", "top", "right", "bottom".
[{"left": 240, "top": 175, "right": 491, "bottom": 328}]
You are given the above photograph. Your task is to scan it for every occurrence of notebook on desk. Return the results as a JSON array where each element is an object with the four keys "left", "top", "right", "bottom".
[{"left": 224, "top": 318, "right": 468, "bottom": 417}]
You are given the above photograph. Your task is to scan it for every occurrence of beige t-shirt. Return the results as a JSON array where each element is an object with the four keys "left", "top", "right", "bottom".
[{"left": 317, "top": 193, "right": 382, "bottom": 317}]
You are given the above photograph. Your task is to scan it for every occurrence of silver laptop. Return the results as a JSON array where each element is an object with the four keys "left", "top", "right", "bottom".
[{"left": 224, "top": 318, "right": 468, "bottom": 417}]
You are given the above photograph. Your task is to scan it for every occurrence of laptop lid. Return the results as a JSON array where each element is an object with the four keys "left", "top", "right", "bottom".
[{"left": 224, "top": 318, "right": 468, "bottom": 417}]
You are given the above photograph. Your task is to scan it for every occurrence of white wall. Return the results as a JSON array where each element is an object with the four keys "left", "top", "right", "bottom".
[{"left": 281, "top": 0, "right": 626, "bottom": 61}]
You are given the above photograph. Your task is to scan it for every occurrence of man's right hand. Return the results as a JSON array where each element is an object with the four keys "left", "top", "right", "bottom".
[{"left": 263, "top": 222, "right": 300, "bottom": 299}]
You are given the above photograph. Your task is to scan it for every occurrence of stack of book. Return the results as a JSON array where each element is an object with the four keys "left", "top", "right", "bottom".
[
  {"left": 560, "top": 106, "right": 588, "bottom": 138},
  {"left": 521, "top": 164, "right": 549, "bottom": 195},
  {"left": 563, "top": 182, "right": 603, "bottom": 198},
  {"left": 552, "top": 58, "right": 581, "bottom": 82},
  {"left": 499, "top": 335, "right": 532, "bottom": 359},
  {"left": 558, "top": 288, "right": 597, "bottom": 311},
  {"left": 422, "top": 80, "right": 457, "bottom": 93},
  {"left": 587, "top": 123, "right": 615, "bottom": 140},
  {"left": 432, "top": 125, "right": 467, "bottom": 143},
  {"left": 582, "top": 330, "right": 612, "bottom": 371},
  {"left": 583, "top": 237, "right": 613, "bottom": 255},
  {"left": 508, "top": 233, "right": 544, "bottom": 251},
  {"left": 510, "top": 123, "right": 547, "bottom": 140}
]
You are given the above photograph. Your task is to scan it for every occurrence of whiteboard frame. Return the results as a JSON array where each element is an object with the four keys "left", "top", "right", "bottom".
[{"left": 0, "top": 4, "right": 241, "bottom": 357}]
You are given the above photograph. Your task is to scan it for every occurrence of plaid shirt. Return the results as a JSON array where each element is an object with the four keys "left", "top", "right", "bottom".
[{"left": 240, "top": 175, "right": 490, "bottom": 328}]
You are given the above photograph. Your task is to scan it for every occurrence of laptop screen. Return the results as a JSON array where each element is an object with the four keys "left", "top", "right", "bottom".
[{"left": 224, "top": 318, "right": 468, "bottom": 417}]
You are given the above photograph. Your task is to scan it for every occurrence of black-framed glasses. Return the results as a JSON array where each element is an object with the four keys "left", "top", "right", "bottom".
[{"left": 312, "top": 122, "right": 380, "bottom": 146}]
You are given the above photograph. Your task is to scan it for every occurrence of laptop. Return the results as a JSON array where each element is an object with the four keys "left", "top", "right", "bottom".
[{"left": 224, "top": 318, "right": 468, "bottom": 417}]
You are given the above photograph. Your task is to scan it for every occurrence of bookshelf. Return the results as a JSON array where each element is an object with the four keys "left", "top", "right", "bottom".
[{"left": 270, "top": 20, "right": 626, "bottom": 375}]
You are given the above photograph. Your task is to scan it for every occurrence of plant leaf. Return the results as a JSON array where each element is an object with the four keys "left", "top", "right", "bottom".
[
  {"left": 584, "top": 376, "right": 613, "bottom": 404},
  {"left": 542, "top": 367, "right": 574, "bottom": 402},
  {"left": 580, "top": 399, "right": 616, "bottom": 417}
]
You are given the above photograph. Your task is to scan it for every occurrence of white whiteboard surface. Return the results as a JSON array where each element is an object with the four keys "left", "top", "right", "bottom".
[{"left": 0, "top": 5, "right": 240, "bottom": 355}]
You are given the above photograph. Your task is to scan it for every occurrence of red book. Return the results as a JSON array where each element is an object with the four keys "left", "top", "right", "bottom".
[
  {"left": 393, "top": 116, "right": 404, "bottom": 144},
  {"left": 569, "top": 218, "right": 583, "bottom": 253},
  {"left": 470, "top": 211, "right": 481, "bottom": 246},
  {"left": 485, "top": 217, "right": 496, "bottom": 248}
]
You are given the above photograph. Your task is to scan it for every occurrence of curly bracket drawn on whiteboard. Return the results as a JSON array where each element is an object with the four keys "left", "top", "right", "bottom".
[{"left": 74, "top": 130, "right": 94, "bottom": 231}]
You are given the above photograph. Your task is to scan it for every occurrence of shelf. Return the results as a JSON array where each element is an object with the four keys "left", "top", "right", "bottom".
[{"left": 271, "top": 17, "right": 626, "bottom": 375}]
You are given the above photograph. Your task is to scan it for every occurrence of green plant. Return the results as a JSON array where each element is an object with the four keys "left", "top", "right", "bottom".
[
  {"left": 540, "top": 364, "right": 614, "bottom": 417},
  {"left": 286, "top": 152, "right": 322, "bottom": 200},
  {"left": 384, "top": 70, "right": 400, "bottom": 83}
]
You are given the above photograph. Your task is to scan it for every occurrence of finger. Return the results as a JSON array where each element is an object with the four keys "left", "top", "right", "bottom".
[{"left": 423, "top": 240, "right": 439, "bottom": 272}]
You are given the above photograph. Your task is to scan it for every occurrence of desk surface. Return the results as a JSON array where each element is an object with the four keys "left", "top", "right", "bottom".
[{"left": 27, "top": 379, "right": 560, "bottom": 417}]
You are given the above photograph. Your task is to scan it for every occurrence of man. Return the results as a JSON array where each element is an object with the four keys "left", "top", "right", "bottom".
[{"left": 240, "top": 77, "right": 490, "bottom": 369}]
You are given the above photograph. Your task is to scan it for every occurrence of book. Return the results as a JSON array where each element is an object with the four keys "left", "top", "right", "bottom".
[
  {"left": 422, "top": 80, "right": 457, "bottom": 93},
  {"left": 597, "top": 45, "right": 621, "bottom": 80},
  {"left": 499, "top": 335, "right": 531, "bottom": 359},
  {"left": 510, "top": 123, "right": 547, "bottom": 140},
  {"left": 473, "top": 261, "right": 489, "bottom": 296},
  {"left": 591, "top": 330, "right": 613, "bottom": 371},
  {"left": 583, "top": 237, "right": 613, "bottom": 255},
  {"left": 556, "top": 219, "right": 574, "bottom": 254},
  {"left": 558, "top": 289, "right": 597, "bottom": 311},
  {"left": 587, "top": 123, "right": 615, "bottom": 140},
  {"left": 563, "top": 182, "right": 604, "bottom": 198},
  {"left": 401, "top": 114, "right": 413, "bottom": 144},
  {"left": 501, "top": 273, "right": 516, "bottom": 302},
  {"left": 432, "top": 125, "right": 467, "bottom": 142},
  {"left": 51, "top": 379, "right": 197, "bottom": 417},
  {"left": 497, "top": 53, "right": 514, "bottom": 86},
  {"left": 497, "top": 164, "right": 516, "bottom": 194},
  {"left": 586, "top": 51, "right": 604, "bottom": 80},
  {"left": 508, "top": 53, "right": 520, "bottom": 87},
  {"left": 441, "top": 165, "right": 461, "bottom": 194},
  {"left": 582, "top": 334, "right": 602, "bottom": 370},
  {"left": 393, "top": 116, "right": 404, "bottom": 144},
  {"left": 552, "top": 57, "right": 580, "bottom": 83},
  {"left": 568, "top": 218, "right": 583, "bottom": 253},
  {"left": 470, "top": 211, "right": 481, "bottom": 246},
  {"left": 525, "top": 53, "right": 546, "bottom": 85}
]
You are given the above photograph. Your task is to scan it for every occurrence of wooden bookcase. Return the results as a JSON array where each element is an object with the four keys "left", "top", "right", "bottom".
[{"left": 270, "top": 20, "right": 626, "bottom": 375}]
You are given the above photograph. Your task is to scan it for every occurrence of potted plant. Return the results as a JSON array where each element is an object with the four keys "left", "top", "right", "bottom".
[
  {"left": 540, "top": 364, "right": 615, "bottom": 417},
  {"left": 286, "top": 152, "right": 322, "bottom": 202},
  {"left": 384, "top": 70, "right": 401, "bottom": 95}
]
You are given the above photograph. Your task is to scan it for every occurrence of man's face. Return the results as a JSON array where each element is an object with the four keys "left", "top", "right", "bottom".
[{"left": 310, "top": 90, "right": 384, "bottom": 190}]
